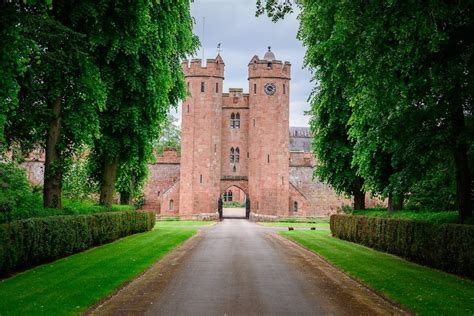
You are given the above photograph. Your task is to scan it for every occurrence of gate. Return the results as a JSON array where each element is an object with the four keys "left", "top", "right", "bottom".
[
  {"left": 245, "top": 198, "right": 250, "bottom": 219},
  {"left": 218, "top": 197, "right": 223, "bottom": 220}
]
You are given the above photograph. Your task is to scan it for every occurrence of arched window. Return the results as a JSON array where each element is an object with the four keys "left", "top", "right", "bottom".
[
  {"left": 235, "top": 147, "right": 240, "bottom": 163},
  {"left": 230, "top": 147, "right": 235, "bottom": 163},
  {"left": 169, "top": 199, "right": 174, "bottom": 210},
  {"left": 293, "top": 201, "right": 298, "bottom": 212},
  {"left": 235, "top": 113, "right": 240, "bottom": 128},
  {"left": 230, "top": 113, "right": 235, "bottom": 128}
]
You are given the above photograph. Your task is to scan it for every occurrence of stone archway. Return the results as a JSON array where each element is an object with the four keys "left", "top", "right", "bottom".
[{"left": 219, "top": 179, "right": 249, "bottom": 218}]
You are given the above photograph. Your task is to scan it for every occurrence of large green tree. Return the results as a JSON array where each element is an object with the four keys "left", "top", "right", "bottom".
[
  {"left": 87, "top": 1, "right": 198, "bottom": 207},
  {"left": 2, "top": 1, "right": 105, "bottom": 208},
  {"left": 258, "top": 0, "right": 473, "bottom": 221}
]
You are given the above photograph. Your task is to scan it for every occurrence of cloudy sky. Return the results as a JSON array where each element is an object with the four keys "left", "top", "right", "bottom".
[{"left": 171, "top": 0, "right": 313, "bottom": 127}]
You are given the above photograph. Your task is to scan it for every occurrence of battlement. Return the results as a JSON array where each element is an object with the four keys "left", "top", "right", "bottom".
[
  {"left": 182, "top": 54, "right": 225, "bottom": 78},
  {"left": 248, "top": 55, "right": 291, "bottom": 80}
]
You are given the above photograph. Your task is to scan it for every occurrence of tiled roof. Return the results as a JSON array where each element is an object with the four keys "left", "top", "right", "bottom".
[{"left": 289, "top": 127, "right": 312, "bottom": 152}]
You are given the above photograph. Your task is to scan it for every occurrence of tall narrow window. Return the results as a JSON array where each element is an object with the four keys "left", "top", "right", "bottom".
[
  {"left": 169, "top": 199, "right": 174, "bottom": 210},
  {"left": 187, "top": 82, "right": 190, "bottom": 90},
  {"left": 267, "top": 154, "right": 270, "bottom": 163},
  {"left": 235, "top": 113, "right": 240, "bottom": 128},
  {"left": 283, "top": 83, "right": 286, "bottom": 94},
  {"left": 230, "top": 113, "right": 235, "bottom": 128},
  {"left": 200, "top": 174, "right": 203, "bottom": 183},
  {"left": 201, "top": 82, "right": 205, "bottom": 92},
  {"left": 233, "top": 165, "right": 236, "bottom": 173},
  {"left": 187, "top": 104, "right": 190, "bottom": 113},
  {"left": 293, "top": 201, "right": 298, "bottom": 212},
  {"left": 214, "top": 144, "right": 217, "bottom": 153},
  {"left": 216, "top": 82, "right": 219, "bottom": 93},
  {"left": 254, "top": 83, "right": 257, "bottom": 94},
  {"left": 230, "top": 147, "right": 235, "bottom": 163},
  {"left": 235, "top": 147, "right": 240, "bottom": 163},
  {"left": 253, "top": 119, "right": 256, "bottom": 127},
  {"left": 247, "top": 152, "right": 249, "bottom": 158}
]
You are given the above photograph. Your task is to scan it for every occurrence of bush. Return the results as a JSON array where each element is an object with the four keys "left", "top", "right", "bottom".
[
  {"left": 0, "top": 210, "right": 155, "bottom": 275},
  {"left": 330, "top": 214, "right": 474, "bottom": 279}
]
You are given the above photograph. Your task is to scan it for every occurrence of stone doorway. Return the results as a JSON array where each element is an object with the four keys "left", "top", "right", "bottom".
[{"left": 221, "top": 185, "right": 247, "bottom": 218}]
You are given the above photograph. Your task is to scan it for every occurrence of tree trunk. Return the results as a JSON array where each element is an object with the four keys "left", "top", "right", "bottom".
[
  {"left": 388, "top": 193, "right": 404, "bottom": 213},
  {"left": 120, "top": 191, "right": 132, "bottom": 205},
  {"left": 353, "top": 177, "right": 365, "bottom": 210},
  {"left": 43, "top": 97, "right": 62, "bottom": 208},
  {"left": 99, "top": 156, "right": 119, "bottom": 208},
  {"left": 450, "top": 100, "right": 472, "bottom": 223}
]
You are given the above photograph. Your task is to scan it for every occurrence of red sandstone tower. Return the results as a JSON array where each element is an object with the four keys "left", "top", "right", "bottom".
[
  {"left": 179, "top": 56, "right": 224, "bottom": 216},
  {"left": 248, "top": 48, "right": 291, "bottom": 215},
  {"left": 179, "top": 49, "right": 291, "bottom": 217}
]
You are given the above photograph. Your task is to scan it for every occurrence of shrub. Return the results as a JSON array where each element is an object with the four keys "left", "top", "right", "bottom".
[
  {"left": 330, "top": 215, "right": 474, "bottom": 279},
  {"left": 0, "top": 210, "right": 155, "bottom": 275}
]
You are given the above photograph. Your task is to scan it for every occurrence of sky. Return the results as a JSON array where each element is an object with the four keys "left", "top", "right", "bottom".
[{"left": 171, "top": 0, "right": 313, "bottom": 127}]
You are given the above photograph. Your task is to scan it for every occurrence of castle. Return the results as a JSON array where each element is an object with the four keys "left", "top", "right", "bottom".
[{"left": 142, "top": 49, "right": 380, "bottom": 219}]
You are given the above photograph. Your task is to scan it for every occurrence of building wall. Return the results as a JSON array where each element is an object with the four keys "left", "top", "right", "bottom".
[
  {"left": 221, "top": 89, "right": 249, "bottom": 177},
  {"left": 247, "top": 56, "right": 291, "bottom": 216},
  {"left": 179, "top": 56, "right": 224, "bottom": 215}
]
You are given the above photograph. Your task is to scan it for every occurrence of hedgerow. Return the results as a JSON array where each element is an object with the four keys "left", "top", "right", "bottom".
[
  {"left": 0, "top": 211, "right": 155, "bottom": 275},
  {"left": 330, "top": 215, "right": 474, "bottom": 279}
]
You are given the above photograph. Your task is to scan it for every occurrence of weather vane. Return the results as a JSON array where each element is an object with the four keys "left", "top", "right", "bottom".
[{"left": 217, "top": 43, "right": 222, "bottom": 55}]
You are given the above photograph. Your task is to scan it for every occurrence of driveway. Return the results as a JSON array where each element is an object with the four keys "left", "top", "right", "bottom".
[{"left": 91, "top": 219, "right": 402, "bottom": 315}]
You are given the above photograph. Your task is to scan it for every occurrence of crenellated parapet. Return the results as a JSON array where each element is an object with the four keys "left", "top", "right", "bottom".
[
  {"left": 247, "top": 55, "right": 291, "bottom": 80},
  {"left": 182, "top": 54, "right": 225, "bottom": 78}
]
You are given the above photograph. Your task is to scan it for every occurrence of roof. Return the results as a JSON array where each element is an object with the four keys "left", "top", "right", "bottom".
[
  {"left": 263, "top": 46, "right": 276, "bottom": 61},
  {"left": 289, "top": 127, "right": 312, "bottom": 152}
]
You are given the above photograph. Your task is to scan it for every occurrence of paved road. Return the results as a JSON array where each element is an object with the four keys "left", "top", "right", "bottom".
[{"left": 92, "top": 220, "right": 402, "bottom": 316}]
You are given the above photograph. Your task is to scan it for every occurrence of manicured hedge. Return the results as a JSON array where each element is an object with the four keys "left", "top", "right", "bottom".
[
  {"left": 330, "top": 214, "right": 474, "bottom": 279},
  {"left": 0, "top": 211, "right": 155, "bottom": 275}
]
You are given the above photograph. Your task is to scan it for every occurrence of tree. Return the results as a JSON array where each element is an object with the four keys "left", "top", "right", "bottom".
[
  {"left": 298, "top": 0, "right": 366, "bottom": 210},
  {"left": 257, "top": 0, "right": 473, "bottom": 221},
  {"left": 154, "top": 115, "right": 181, "bottom": 155},
  {"left": 88, "top": 1, "right": 198, "bottom": 207},
  {"left": 3, "top": 1, "right": 105, "bottom": 208}
]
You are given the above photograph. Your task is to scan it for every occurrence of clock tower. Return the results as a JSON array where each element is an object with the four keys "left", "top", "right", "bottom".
[{"left": 248, "top": 47, "right": 291, "bottom": 216}]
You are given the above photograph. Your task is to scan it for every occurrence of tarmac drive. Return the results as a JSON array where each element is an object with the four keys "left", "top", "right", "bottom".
[{"left": 91, "top": 219, "right": 403, "bottom": 316}]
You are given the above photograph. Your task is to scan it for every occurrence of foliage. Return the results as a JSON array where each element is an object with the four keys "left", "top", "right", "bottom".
[
  {"left": 330, "top": 214, "right": 474, "bottom": 278},
  {"left": 0, "top": 226, "right": 195, "bottom": 315},
  {"left": 62, "top": 156, "right": 98, "bottom": 201},
  {"left": 351, "top": 209, "right": 461, "bottom": 225},
  {"left": 223, "top": 201, "right": 245, "bottom": 208},
  {"left": 0, "top": 162, "right": 41, "bottom": 219},
  {"left": 260, "top": 221, "right": 329, "bottom": 228},
  {"left": 0, "top": 210, "right": 155, "bottom": 275},
  {"left": 154, "top": 220, "right": 215, "bottom": 227},
  {"left": 257, "top": 0, "right": 473, "bottom": 220},
  {"left": 88, "top": 0, "right": 199, "bottom": 206},
  {"left": 282, "top": 230, "right": 474, "bottom": 315},
  {"left": 154, "top": 115, "right": 181, "bottom": 155}
]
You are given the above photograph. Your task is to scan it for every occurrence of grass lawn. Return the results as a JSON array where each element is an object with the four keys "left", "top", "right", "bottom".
[
  {"left": 281, "top": 230, "right": 474, "bottom": 315},
  {"left": 260, "top": 221, "right": 329, "bottom": 228},
  {"left": 0, "top": 226, "right": 196, "bottom": 315},
  {"left": 155, "top": 220, "right": 216, "bottom": 227}
]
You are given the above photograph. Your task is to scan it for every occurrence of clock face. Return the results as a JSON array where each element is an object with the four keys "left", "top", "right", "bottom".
[{"left": 264, "top": 83, "right": 276, "bottom": 95}]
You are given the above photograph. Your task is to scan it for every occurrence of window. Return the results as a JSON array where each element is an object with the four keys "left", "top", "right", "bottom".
[
  {"left": 233, "top": 165, "right": 236, "bottom": 173},
  {"left": 235, "top": 113, "right": 240, "bottom": 128},
  {"left": 200, "top": 174, "right": 203, "bottom": 183},
  {"left": 230, "top": 147, "right": 235, "bottom": 163},
  {"left": 283, "top": 83, "right": 286, "bottom": 94},
  {"left": 230, "top": 113, "right": 235, "bottom": 128},
  {"left": 157, "top": 191, "right": 160, "bottom": 196},
  {"left": 235, "top": 147, "right": 240, "bottom": 163},
  {"left": 254, "top": 83, "right": 257, "bottom": 94},
  {"left": 187, "top": 82, "right": 190, "bottom": 90},
  {"left": 187, "top": 104, "right": 190, "bottom": 113},
  {"left": 253, "top": 119, "right": 256, "bottom": 127},
  {"left": 267, "top": 62, "right": 272, "bottom": 69},
  {"left": 169, "top": 199, "right": 174, "bottom": 210},
  {"left": 293, "top": 201, "right": 298, "bottom": 212},
  {"left": 214, "top": 144, "right": 217, "bottom": 153},
  {"left": 201, "top": 82, "right": 205, "bottom": 92},
  {"left": 247, "top": 152, "right": 249, "bottom": 158},
  {"left": 267, "top": 154, "right": 270, "bottom": 163},
  {"left": 216, "top": 82, "right": 219, "bottom": 93},
  {"left": 223, "top": 191, "right": 233, "bottom": 202}
]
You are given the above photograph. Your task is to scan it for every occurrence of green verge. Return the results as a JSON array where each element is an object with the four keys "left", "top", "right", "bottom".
[
  {"left": 281, "top": 230, "right": 474, "bottom": 315},
  {"left": 0, "top": 227, "right": 196, "bottom": 315},
  {"left": 155, "top": 220, "right": 216, "bottom": 227},
  {"left": 260, "top": 222, "right": 329, "bottom": 228}
]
